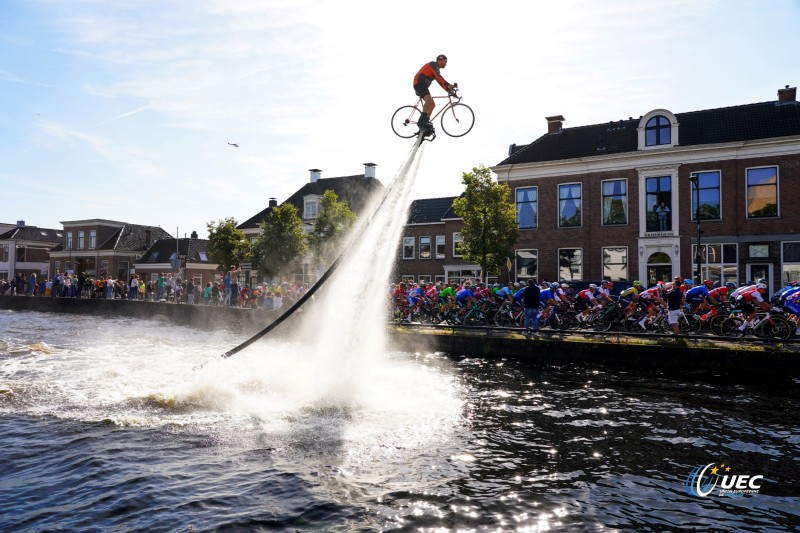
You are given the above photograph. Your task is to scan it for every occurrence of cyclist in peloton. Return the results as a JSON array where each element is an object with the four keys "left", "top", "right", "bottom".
[{"left": 413, "top": 54, "right": 457, "bottom": 136}]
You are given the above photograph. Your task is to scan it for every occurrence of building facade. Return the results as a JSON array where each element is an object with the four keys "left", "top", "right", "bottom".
[
  {"left": 238, "top": 163, "right": 385, "bottom": 284},
  {"left": 395, "top": 196, "right": 485, "bottom": 284},
  {"left": 133, "top": 232, "right": 217, "bottom": 287},
  {"left": 48, "top": 220, "right": 172, "bottom": 282},
  {"left": 490, "top": 86, "right": 800, "bottom": 292},
  {"left": 0, "top": 221, "right": 63, "bottom": 282}
]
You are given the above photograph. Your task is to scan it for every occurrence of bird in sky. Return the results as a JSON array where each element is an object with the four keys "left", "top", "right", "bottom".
[{"left": 227, "top": 142, "right": 239, "bottom": 147}]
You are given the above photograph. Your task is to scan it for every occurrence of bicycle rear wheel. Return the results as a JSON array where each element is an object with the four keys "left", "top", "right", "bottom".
[
  {"left": 440, "top": 103, "right": 475, "bottom": 137},
  {"left": 391, "top": 105, "right": 422, "bottom": 138},
  {"left": 756, "top": 316, "right": 793, "bottom": 340}
]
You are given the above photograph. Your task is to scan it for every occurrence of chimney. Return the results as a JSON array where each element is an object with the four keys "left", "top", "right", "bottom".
[
  {"left": 546, "top": 115, "right": 565, "bottom": 134},
  {"left": 363, "top": 162, "right": 377, "bottom": 179},
  {"left": 778, "top": 85, "right": 796, "bottom": 104},
  {"left": 190, "top": 231, "right": 198, "bottom": 239},
  {"left": 309, "top": 168, "right": 322, "bottom": 183},
  {"left": 145, "top": 230, "right": 152, "bottom": 248},
  {"left": 269, "top": 197, "right": 278, "bottom": 208},
  {"left": 16, "top": 220, "right": 25, "bottom": 228}
]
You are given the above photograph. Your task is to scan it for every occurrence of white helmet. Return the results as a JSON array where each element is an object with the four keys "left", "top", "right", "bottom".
[{"left": 589, "top": 283, "right": 597, "bottom": 289}]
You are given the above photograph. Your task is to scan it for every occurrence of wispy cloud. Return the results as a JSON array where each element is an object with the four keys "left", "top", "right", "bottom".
[{"left": 96, "top": 104, "right": 150, "bottom": 126}]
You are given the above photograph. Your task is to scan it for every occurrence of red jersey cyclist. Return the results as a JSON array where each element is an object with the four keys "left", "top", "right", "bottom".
[{"left": 413, "top": 54, "right": 456, "bottom": 135}]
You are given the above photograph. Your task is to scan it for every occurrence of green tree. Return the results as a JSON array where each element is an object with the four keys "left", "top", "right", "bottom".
[
  {"left": 452, "top": 165, "right": 518, "bottom": 281},
  {"left": 309, "top": 190, "right": 357, "bottom": 267},
  {"left": 253, "top": 203, "right": 308, "bottom": 280},
  {"left": 206, "top": 217, "right": 249, "bottom": 272}
]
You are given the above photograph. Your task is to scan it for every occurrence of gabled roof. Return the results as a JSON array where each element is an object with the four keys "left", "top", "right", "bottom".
[
  {"left": 239, "top": 175, "right": 385, "bottom": 230},
  {"left": 497, "top": 99, "right": 800, "bottom": 166},
  {"left": 239, "top": 205, "right": 275, "bottom": 230},
  {"left": 407, "top": 196, "right": 459, "bottom": 224},
  {"left": 137, "top": 237, "right": 213, "bottom": 264},
  {"left": 97, "top": 224, "right": 173, "bottom": 251},
  {"left": 284, "top": 175, "right": 384, "bottom": 217},
  {"left": 0, "top": 226, "right": 63, "bottom": 243}
]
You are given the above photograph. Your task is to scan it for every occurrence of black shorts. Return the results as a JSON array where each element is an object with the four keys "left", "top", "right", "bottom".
[
  {"left": 737, "top": 301, "right": 755, "bottom": 315},
  {"left": 575, "top": 299, "right": 589, "bottom": 311},
  {"left": 414, "top": 82, "right": 430, "bottom": 98}
]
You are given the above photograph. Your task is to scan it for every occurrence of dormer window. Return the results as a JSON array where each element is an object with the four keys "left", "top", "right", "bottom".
[
  {"left": 638, "top": 109, "right": 678, "bottom": 150},
  {"left": 303, "top": 195, "right": 320, "bottom": 219},
  {"left": 645, "top": 116, "right": 671, "bottom": 146}
]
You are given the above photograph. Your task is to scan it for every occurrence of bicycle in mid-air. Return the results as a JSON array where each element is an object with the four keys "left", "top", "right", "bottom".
[{"left": 391, "top": 87, "right": 475, "bottom": 139}]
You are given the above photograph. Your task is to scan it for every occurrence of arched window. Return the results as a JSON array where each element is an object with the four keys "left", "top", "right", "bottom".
[
  {"left": 647, "top": 252, "right": 672, "bottom": 286},
  {"left": 645, "top": 116, "right": 671, "bottom": 146}
]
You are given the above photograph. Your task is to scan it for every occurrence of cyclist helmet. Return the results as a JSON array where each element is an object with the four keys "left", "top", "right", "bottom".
[
  {"left": 589, "top": 283, "right": 597, "bottom": 289},
  {"left": 725, "top": 282, "right": 737, "bottom": 290},
  {"left": 550, "top": 282, "right": 559, "bottom": 289},
  {"left": 683, "top": 279, "right": 694, "bottom": 286},
  {"left": 674, "top": 276, "right": 683, "bottom": 282},
  {"left": 607, "top": 282, "right": 615, "bottom": 288},
  {"left": 561, "top": 283, "right": 569, "bottom": 288},
  {"left": 757, "top": 283, "right": 767, "bottom": 289},
  {"left": 703, "top": 279, "right": 714, "bottom": 286},
  {"left": 757, "top": 278, "right": 768, "bottom": 285},
  {"left": 633, "top": 280, "right": 642, "bottom": 286},
  {"left": 601, "top": 280, "right": 609, "bottom": 285}
]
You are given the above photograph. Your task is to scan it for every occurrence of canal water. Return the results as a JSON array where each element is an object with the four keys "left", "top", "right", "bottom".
[{"left": 1, "top": 310, "right": 798, "bottom": 531}]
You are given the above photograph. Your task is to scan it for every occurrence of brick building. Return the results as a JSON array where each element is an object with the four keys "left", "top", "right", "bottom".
[
  {"left": 133, "top": 231, "right": 217, "bottom": 287},
  {"left": 490, "top": 85, "right": 800, "bottom": 291},
  {"left": 395, "top": 196, "right": 477, "bottom": 284},
  {"left": 0, "top": 220, "right": 63, "bottom": 282},
  {"left": 48, "top": 219, "right": 172, "bottom": 282}
]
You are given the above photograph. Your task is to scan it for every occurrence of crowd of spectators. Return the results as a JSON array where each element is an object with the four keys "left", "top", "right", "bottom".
[{"left": 0, "top": 270, "right": 309, "bottom": 310}]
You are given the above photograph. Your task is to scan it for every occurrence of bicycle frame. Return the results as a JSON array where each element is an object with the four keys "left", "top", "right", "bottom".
[{"left": 404, "top": 93, "right": 463, "bottom": 125}]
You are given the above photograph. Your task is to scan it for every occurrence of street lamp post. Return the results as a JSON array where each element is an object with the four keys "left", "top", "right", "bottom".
[{"left": 688, "top": 174, "right": 703, "bottom": 285}]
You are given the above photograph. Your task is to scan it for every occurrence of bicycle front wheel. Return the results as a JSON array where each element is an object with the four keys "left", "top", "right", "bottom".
[
  {"left": 440, "top": 103, "right": 475, "bottom": 137},
  {"left": 391, "top": 105, "right": 421, "bottom": 138}
]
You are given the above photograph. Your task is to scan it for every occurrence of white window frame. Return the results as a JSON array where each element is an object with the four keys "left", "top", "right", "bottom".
[
  {"left": 558, "top": 247, "right": 583, "bottom": 281},
  {"left": 303, "top": 194, "right": 320, "bottom": 219},
  {"left": 89, "top": 230, "right": 97, "bottom": 249},
  {"left": 690, "top": 169, "right": 722, "bottom": 221},
  {"left": 602, "top": 246, "right": 628, "bottom": 281},
  {"left": 66, "top": 232, "right": 73, "bottom": 250},
  {"left": 452, "top": 232, "right": 463, "bottom": 258},
  {"left": 515, "top": 186, "right": 538, "bottom": 230},
  {"left": 402, "top": 236, "right": 415, "bottom": 260},
  {"left": 781, "top": 241, "right": 800, "bottom": 285},
  {"left": 515, "top": 249, "right": 538, "bottom": 281},
  {"left": 435, "top": 235, "right": 446, "bottom": 259},
  {"left": 637, "top": 109, "right": 679, "bottom": 150},
  {"left": 558, "top": 182, "right": 582, "bottom": 228},
  {"left": 600, "top": 179, "right": 628, "bottom": 226},
  {"left": 419, "top": 236, "right": 432, "bottom": 260},
  {"left": 745, "top": 165, "right": 779, "bottom": 219},
  {"left": 691, "top": 243, "right": 738, "bottom": 286},
  {"left": 78, "top": 231, "right": 85, "bottom": 249}
]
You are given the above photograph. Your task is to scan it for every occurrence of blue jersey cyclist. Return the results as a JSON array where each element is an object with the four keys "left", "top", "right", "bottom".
[{"left": 685, "top": 279, "right": 715, "bottom": 311}]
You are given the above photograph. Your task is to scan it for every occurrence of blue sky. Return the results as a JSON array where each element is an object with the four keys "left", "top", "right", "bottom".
[{"left": 2, "top": 0, "right": 799, "bottom": 238}]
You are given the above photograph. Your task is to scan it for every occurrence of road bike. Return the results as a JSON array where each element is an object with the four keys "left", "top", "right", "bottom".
[
  {"left": 719, "top": 310, "right": 793, "bottom": 340},
  {"left": 391, "top": 88, "right": 475, "bottom": 138}
]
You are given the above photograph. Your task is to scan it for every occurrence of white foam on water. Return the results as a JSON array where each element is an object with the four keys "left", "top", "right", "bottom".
[{"left": 0, "top": 141, "right": 465, "bottom": 453}]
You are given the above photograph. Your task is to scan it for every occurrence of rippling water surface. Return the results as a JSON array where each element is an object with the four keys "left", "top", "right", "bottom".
[{"left": 1, "top": 310, "right": 799, "bottom": 531}]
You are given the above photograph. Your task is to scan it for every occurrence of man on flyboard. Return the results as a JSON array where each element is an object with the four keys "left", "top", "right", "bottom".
[{"left": 413, "top": 54, "right": 457, "bottom": 137}]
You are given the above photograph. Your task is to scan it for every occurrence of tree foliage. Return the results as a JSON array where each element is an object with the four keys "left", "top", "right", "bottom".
[
  {"left": 252, "top": 203, "right": 308, "bottom": 280},
  {"left": 309, "top": 190, "right": 357, "bottom": 266},
  {"left": 206, "top": 217, "right": 249, "bottom": 272},
  {"left": 452, "top": 165, "right": 518, "bottom": 279}
]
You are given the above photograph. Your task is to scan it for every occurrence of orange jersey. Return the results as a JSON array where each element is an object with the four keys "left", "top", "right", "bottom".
[{"left": 414, "top": 61, "right": 449, "bottom": 91}]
